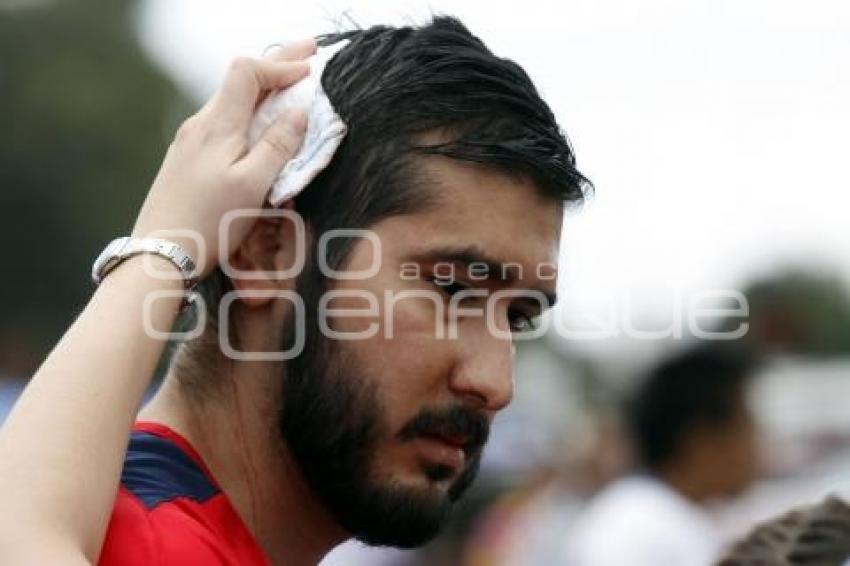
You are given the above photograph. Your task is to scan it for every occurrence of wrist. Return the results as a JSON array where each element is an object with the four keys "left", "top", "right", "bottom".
[
  {"left": 129, "top": 229, "right": 205, "bottom": 274},
  {"left": 117, "top": 254, "right": 187, "bottom": 287},
  {"left": 92, "top": 256, "right": 187, "bottom": 340},
  {"left": 97, "top": 255, "right": 185, "bottom": 298}
]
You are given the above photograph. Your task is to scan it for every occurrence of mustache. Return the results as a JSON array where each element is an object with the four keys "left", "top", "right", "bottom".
[{"left": 398, "top": 405, "right": 490, "bottom": 456}]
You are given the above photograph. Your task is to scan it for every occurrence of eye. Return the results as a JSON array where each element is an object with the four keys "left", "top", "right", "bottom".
[
  {"left": 430, "top": 277, "right": 469, "bottom": 297},
  {"left": 508, "top": 309, "right": 538, "bottom": 333}
]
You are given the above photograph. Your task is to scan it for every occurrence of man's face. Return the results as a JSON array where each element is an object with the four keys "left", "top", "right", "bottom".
[{"left": 279, "top": 157, "right": 563, "bottom": 547}]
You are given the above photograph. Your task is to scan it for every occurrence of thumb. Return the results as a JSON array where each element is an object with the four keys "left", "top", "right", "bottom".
[{"left": 236, "top": 108, "right": 307, "bottom": 197}]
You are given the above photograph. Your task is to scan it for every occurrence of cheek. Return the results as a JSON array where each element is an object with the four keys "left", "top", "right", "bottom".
[
  {"left": 329, "top": 280, "right": 459, "bottom": 399},
  {"left": 326, "top": 273, "right": 461, "bottom": 441},
  {"left": 378, "top": 291, "right": 459, "bottom": 399}
]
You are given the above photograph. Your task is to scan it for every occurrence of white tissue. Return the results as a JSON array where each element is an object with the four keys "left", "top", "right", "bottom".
[{"left": 248, "top": 40, "right": 350, "bottom": 206}]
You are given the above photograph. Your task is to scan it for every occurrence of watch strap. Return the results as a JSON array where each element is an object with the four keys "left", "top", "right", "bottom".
[{"left": 91, "top": 236, "right": 199, "bottom": 289}]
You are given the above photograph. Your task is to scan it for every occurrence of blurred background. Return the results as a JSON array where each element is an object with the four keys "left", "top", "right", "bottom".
[{"left": 2, "top": 0, "right": 849, "bottom": 564}]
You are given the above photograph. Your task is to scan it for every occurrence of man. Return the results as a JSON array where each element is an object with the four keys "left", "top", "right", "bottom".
[
  {"left": 566, "top": 345, "right": 761, "bottom": 566},
  {"left": 0, "top": 17, "right": 587, "bottom": 565}
]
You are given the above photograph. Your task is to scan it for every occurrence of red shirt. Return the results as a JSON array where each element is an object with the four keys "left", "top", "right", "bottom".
[{"left": 99, "top": 422, "right": 270, "bottom": 565}]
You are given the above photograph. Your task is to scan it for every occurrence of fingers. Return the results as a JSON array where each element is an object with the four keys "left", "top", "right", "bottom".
[
  {"left": 233, "top": 108, "right": 307, "bottom": 196},
  {"left": 211, "top": 58, "right": 309, "bottom": 126},
  {"left": 252, "top": 38, "right": 318, "bottom": 110},
  {"left": 263, "top": 37, "right": 318, "bottom": 62}
]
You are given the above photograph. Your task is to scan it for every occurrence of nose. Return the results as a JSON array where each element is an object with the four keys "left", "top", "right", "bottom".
[{"left": 448, "top": 324, "right": 515, "bottom": 413}]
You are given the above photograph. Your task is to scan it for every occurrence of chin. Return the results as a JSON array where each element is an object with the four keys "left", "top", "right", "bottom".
[
  {"left": 335, "top": 459, "right": 474, "bottom": 548},
  {"left": 348, "top": 477, "right": 453, "bottom": 548}
]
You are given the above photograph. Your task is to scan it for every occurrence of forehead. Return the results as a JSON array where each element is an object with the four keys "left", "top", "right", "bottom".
[{"left": 373, "top": 156, "right": 563, "bottom": 273}]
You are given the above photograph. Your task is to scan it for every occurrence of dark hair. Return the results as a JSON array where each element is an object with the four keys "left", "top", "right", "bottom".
[
  {"left": 628, "top": 345, "right": 757, "bottom": 471},
  {"left": 299, "top": 15, "right": 589, "bottom": 267},
  {"left": 176, "top": 16, "right": 590, "bottom": 383},
  {"left": 718, "top": 496, "right": 850, "bottom": 565}
]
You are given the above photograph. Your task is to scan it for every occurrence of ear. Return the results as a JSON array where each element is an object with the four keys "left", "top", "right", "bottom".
[{"left": 230, "top": 205, "right": 301, "bottom": 309}]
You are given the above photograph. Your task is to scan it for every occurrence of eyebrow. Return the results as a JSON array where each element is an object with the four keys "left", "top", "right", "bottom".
[{"left": 409, "top": 244, "right": 558, "bottom": 309}]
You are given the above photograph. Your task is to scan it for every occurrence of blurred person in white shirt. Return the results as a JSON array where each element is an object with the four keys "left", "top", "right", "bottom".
[{"left": 565, "top": 345, "right": 761, "bottom": 566}]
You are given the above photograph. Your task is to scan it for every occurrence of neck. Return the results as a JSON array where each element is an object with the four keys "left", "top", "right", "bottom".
[{"left": 139, "top": 356, "right": 348, "bottom": 565}]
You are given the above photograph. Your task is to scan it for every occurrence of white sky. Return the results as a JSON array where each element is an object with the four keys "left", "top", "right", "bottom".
[{"left": 137, "top": 0, "right": 850, "bottom": 348}]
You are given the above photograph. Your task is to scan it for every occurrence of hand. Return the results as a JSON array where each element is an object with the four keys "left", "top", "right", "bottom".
[{"left": 131, "top": 39, "right": 317, "bottom": 277}]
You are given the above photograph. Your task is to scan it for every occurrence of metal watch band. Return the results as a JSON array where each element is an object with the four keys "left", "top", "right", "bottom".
[{"left": 91, "top": 236, "right": 199, "bottom": 289}]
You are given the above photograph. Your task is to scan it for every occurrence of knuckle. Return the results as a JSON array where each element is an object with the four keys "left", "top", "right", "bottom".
[
  {"left": 228, "top": 56, "right": 268, "bottom": 90},
  {"left": 262, "top": 130, "right": 296, "bottom": 157},
  {"left": 173, "top": 116, "right": 200, "bottom": 143},
  {"left": 228, "top": 56, "right": 255, "bottom": 75}
]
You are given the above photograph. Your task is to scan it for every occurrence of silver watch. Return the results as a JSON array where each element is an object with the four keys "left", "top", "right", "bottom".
[{"left": 91, "top": 236, "right": 198, "bottom": 289}]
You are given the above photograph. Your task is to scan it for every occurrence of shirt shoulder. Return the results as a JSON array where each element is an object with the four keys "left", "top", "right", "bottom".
[
  {"left": 98, "top": 424, "right": 269, "bottom": 566},
  {"left": 566, "top": 476, "right": 721, "bottom": 566}
]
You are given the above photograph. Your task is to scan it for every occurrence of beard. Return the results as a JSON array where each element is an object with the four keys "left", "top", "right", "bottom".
[{"left": 277, "top": 259, "right": 490, "bottom": 548}]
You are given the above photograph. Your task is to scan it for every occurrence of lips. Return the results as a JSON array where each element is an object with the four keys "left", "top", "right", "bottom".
[
  {"left": 424, "top": 432, "right": 469, "bottom": 453},
  {"left": 398, "top": 405, "right": 491, "bottom": 468},
  {"left": 417, "top": 435, "right": 466, "bottom": 472}
]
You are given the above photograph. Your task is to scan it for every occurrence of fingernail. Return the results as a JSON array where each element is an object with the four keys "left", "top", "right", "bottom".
[
  {"left": 262, "top": 43, "right": 285, "bottom": 58},
  {"left": 293, "top": 37, "right": 318, "bottom": 51},
  {"left": 263, "top": 38, "right": 317, "bottom": 59}
]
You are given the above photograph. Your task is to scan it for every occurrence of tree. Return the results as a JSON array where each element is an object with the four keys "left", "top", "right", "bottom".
[{"left": 0, "top": 0, "right": 193, "bottom": 374}]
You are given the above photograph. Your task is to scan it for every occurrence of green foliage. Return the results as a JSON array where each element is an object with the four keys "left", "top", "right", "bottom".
[
  {"left": 0, "top": 0, "right": 193, "bottom": 373},
  {"left": 736, "top": 269, "right": 850, "bottom": 357}
]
